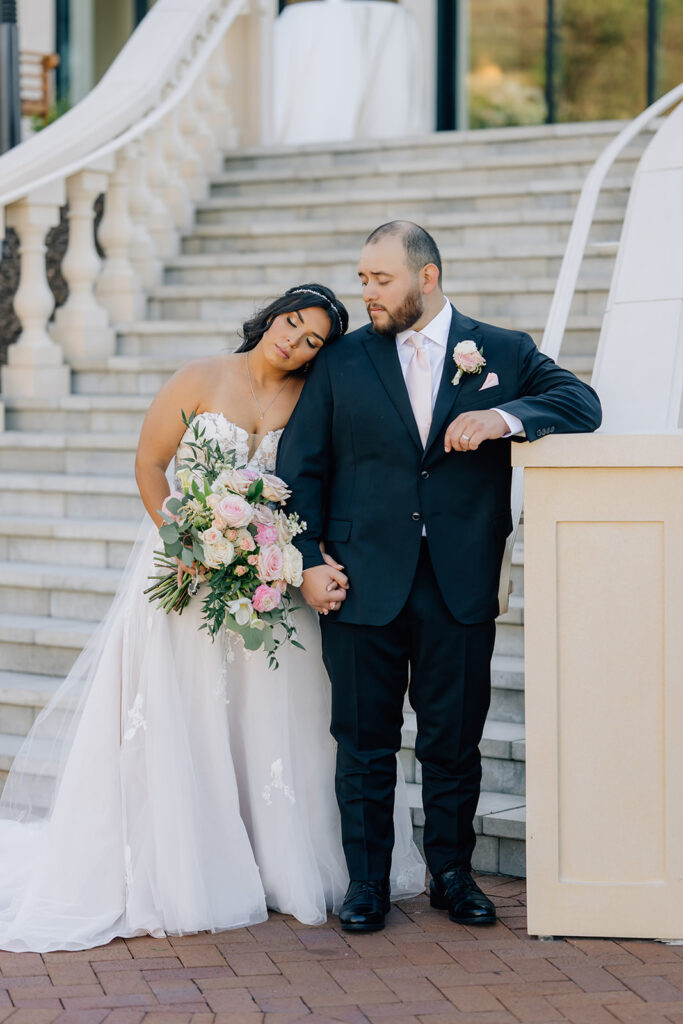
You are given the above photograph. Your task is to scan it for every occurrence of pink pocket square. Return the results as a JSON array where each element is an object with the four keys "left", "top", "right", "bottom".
[{"left": 479, "top": 372, "right": 499, "bottom": 391}]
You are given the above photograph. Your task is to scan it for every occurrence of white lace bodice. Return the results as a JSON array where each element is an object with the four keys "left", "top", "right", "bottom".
[{"left": 175, "top": 412, "right": 284, "bottom": 476}]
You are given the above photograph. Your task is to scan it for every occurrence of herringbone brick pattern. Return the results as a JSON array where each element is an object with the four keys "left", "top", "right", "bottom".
[{"left": 1, "top": 876, "right": 683, "bottom": 1024}]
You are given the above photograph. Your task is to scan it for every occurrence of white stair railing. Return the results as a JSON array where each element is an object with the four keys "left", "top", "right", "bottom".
[
  {"left": 0, "top": 0, "right": 275, "bottom": 400},
  {"left": 498, "top": 82, "right": 683, "bottom": 616}
]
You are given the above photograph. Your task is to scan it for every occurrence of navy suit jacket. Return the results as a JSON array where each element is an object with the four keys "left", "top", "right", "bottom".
[{"left": 276, "top": 306, "right": 602, "bottom": 625}]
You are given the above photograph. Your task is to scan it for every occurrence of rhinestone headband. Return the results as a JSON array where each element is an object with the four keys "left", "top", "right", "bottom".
[{"left": 289, "top": 288, "right": 342, "bottom": 335}]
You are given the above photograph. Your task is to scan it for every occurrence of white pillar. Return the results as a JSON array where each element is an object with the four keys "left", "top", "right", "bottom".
[
  {"left": 95, "top": 150, "right": 145, "bottom": 323},
  {"left": 2, "top": 184, "right": 71, "bottom": 398},
  {"left": 50, "top": 166, "right": 116, "bottom": 365},
  {"left": 191, "top": 70, "right": 222, "bottom": 176}
]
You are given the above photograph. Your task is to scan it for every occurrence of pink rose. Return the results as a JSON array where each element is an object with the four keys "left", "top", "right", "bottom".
[
  {"left": 255, "top": 523, "right": 279, "bottom": 547},
  {"left": 247, "top": 554, "right": 259, "bottom": 566},
  {"left": 161, "top": 490, "right": 183, "bottom": 522},
  {"left": 273, "top": 579, "right": 288, "bottom": 593},
  {"left": 226, "top": 529, "right": 238, "bottom": 542},
  {"left": 261, "top": 473, "right": 291, "bottom": 504},
  {"left": 257, "top": 543, "right": 284, "bottom": 582},
  {"left": 217, "top": 494, "right": 253, "bottom": 529},
  {"left": 235, "top": 528, "right": 255, "bottom": 552},
  {"left": 252, "top": 583, "right": 282, "bottom": 613},
  {"left": 459, "top": 351, "right": 483, "bottom": 371},
  {"left": 234, "top": 564, "right": 248, "bottom": 577}
]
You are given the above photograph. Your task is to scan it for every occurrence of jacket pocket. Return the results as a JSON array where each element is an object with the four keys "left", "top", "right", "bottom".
[{"left": 324, "top": 518, "right": 352, "bottom": 542}]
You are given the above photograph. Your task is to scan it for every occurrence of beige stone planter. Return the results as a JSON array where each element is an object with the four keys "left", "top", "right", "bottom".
[{"left": 513, "top": 434, "right": 683, "bottom": 940}]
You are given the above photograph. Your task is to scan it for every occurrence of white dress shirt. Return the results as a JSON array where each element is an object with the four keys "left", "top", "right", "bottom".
[{"left": 395, "top": 298, "right": 523, "bottom": 436}]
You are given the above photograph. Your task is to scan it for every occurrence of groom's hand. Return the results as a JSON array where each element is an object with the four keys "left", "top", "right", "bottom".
[
  {"left": 301, "top": 561, "right": 348, "bottom": 615},
  {"left": 445, "top": 409, "right": 507, "bottom": 452}
]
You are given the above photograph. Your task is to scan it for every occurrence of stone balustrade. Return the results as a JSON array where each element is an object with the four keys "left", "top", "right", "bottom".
[{"left": 0, "top": 0, "right": 276, "bottom": 401}]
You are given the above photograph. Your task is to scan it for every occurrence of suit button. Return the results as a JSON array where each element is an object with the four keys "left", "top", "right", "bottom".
[
  {"left": 420, "top": 470, "right": 429, "bottom": 479},
  {"left": 411, "top": 512, "right": 422, "bottom": 521}
]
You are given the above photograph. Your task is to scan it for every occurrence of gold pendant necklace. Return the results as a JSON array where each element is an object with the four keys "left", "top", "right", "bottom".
[{"left": 246, "top": 352, "right": 290, "bottom": 421}]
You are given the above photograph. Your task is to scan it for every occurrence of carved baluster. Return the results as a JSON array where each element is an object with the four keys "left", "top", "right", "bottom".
[
  {"left": 177, "top": 92, "right": 207, "bottom": 201},
  {"left": 162, "top": 109, "right": 193, "bottom": 228},
  {"left": 207, "top": 44, "right": 238, "bottom": 150},
  {"left": 95, "top": 150, "right": 144, "bottom": 323},
  {"left": 125, "top": 138, "right": 162, "bottom": 290},
  {"left": 51, "top": 166, "right": 115, "bottom": 365},
  {"left": 145, "top": 127, "right": 178, "bottom": 260},
  {"left": 191, "top": 70, "right": 222, "bottom": 175},
  {"left": 2, "top": 185, "right": 70, "bottom": 397}
]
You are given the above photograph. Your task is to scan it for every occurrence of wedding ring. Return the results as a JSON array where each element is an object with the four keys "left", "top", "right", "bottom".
[
  {"left": 330, "top": 601, "right": 337, "bottom": 610},
  {"left": 461, "top": 434, "right": 470, "bottom": 441}
]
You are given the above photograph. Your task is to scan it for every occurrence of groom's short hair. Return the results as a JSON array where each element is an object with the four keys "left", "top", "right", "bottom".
[{"left": 365, "top": 221, "right": 442, "bottom": 280}]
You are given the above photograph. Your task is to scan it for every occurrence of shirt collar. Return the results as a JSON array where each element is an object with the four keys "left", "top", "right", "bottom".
[{"left": 396, "top": 298, "right": 452, "bottom": 348}]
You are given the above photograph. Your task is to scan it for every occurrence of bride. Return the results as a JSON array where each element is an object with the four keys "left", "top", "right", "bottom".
[{"left": 0, "top": 283, "right": 425, "bottom": 953}]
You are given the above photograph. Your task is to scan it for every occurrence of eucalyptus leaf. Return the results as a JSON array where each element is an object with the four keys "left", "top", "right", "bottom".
[{"left": 159, "top": 523, "right": 179, "bottom": 543}]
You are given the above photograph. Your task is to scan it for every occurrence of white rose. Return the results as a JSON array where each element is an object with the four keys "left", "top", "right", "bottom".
[
  {"left": 454, "top": 339, "right": 478, "bottom": 356},
  {"left": 227, "top": 597, "right": 253, "bottom": 626},
  {"left": 274, "top": 510, "right": 293, "bottom": 546},
  {"left": 203, "top": 539, "right": 235, "bottom": 569},
  {"left": 282, "top": 544, "right": 303, "bottom": 588}
]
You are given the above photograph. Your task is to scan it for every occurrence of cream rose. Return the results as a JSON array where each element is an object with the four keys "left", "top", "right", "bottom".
[
  {"left": 260, "top": 473, "right": 291, "bottom": 504},
  {"left": 214, "top": 467, "right": 254, "bottom": 496},
  {"left": 282, "top": 544, "right": 303, "bottom": 588},
  {"left": 235, "top": 528, "right": 256, "bottom": 552},
  {"left": 203, "top": 539, "right": 235, "bottom": 569},
  {"left": 274, "top": 510, "right": 293, "bottom": 545}
]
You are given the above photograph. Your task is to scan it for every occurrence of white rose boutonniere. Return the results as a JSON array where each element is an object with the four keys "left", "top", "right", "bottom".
[{"left": 452, "top": 340, "right": 486, "bottom": 385}]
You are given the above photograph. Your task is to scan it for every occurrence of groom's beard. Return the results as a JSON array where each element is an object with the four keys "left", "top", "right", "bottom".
[{"left": 367, "top": 286, "right": 424, "bottom": 337}]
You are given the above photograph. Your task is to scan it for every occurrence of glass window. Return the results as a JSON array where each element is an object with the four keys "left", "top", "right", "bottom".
[{"left": 468, "top": 0, "right": 548, "bottom": 128}]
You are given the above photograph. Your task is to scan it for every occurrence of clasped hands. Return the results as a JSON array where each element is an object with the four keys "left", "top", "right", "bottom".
[
  {"left": 301, "top": 550, "right": 349, "bottom": 615},
  {"left": 444, "top": 409, "right": 507, "bottom": 452}
]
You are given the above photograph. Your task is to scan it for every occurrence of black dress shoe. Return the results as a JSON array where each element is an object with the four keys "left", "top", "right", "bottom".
[
  {"left": 430, "top": 867, "right": 496, "bottom": 925},
  {"left": 339, "top": 879, "right": 391, "bottom": 932}
]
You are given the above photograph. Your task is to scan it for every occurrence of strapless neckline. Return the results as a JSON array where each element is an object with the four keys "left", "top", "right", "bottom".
[{"left": 177, "top": 412, "right": 285, "bottom": 474}]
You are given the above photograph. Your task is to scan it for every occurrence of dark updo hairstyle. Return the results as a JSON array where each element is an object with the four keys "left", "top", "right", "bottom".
[{"left": 236, "top": 283, "right": 349, "bottom": 374}]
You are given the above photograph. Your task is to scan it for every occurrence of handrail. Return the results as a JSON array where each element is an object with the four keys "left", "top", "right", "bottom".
[
  {"left": 0, "top": 0, "right": 248, "bottom": 210},
  {"left": 498, "top": 82, "right": 683, "bottom": 617}
]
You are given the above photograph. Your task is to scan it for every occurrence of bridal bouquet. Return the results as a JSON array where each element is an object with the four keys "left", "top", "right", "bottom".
[{"left": 145, "top": 413, "right": 306, "bottom": 668}]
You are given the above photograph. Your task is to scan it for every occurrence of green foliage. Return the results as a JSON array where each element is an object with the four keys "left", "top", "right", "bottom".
[{"left": 30, "top": 98, "right": 70, "bottom": 133}]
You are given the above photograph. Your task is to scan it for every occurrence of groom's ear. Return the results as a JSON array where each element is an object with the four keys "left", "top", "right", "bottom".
[{"left": 421, "top": 263, "right": 441, "bottom": 295}]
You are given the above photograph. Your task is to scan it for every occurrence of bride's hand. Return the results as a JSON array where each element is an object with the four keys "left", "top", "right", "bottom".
[{"left": 175, "top": 557, "right": 197, "bottom": 587}]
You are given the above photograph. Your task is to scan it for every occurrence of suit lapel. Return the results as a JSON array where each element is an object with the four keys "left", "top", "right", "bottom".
[
  {"left": 361, "top": 327, "right": 423, "bottom": 452},
  {"left": 423, "top": 307, "right": 482, "bottom": 457}
]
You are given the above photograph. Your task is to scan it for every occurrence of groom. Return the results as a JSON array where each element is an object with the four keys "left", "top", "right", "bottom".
[{"left": 277, "top": 221, "right": 601, "bottom": 931}]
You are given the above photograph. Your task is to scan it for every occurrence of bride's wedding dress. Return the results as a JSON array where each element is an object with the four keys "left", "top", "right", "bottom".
[{"left": 0, "top": 413, "right": 425, "bottom": 953}]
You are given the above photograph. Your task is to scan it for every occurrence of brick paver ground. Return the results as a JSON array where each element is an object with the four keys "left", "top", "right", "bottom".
[{"left": 2, "top": 876, "right": 683, "bottom": 1024}]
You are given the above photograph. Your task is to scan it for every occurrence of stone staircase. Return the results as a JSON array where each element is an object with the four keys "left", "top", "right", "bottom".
[{"left": 0, "top": 122, "right": 649, "bottom": 877}]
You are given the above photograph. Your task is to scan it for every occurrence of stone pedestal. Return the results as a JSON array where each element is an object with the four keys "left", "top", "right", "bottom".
[{"left": 514, "top": 434, "right": 683, "bottom": 939}]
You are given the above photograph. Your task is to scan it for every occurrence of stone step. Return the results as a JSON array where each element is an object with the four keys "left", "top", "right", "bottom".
[
  {"left": 0, "top": 561, "right": 121, "bottom": 621},
  {"left": 116, "top": 314, "right": 604, "bottom": 361},
  {"left": 3, "top": 395, "right": 151, "bottom": 434},
  {"left": 406, "top": 782, "right": 526, "bottom": 876},
  {"left": 181, "top": 206, "right": 625, "bottom": 254},
  {"left": 194, "top": 177, "right": 631, "bottom": 227},
  {"left": 0, "top": 671, "right": 63, "bottom": 736},
  {"left": 147, "top": 276, "right": 610, "bottom": 324},
  {"left": 212, "top": 149, "right": 641, "bottom": 196},
  {"left": 222, "top": 120, "right": 638, "bottom": 172},
  {"left": 0, "top": 515, "right": 139, "bottom": 570},
  {"left": 0, "top": 609, "right": 525, "bottom": 723},
  {"left": 0, "top": 469, "right": 143, "bottom": 520},
  {"left": 164, "top": 242, "right": 615, "bottom": 288},
  {"left": 0, "top": 430, "right": 138, "bottom": 475},
  {"left": 0, "top": 723, "right": 526, "bottom": 874}
]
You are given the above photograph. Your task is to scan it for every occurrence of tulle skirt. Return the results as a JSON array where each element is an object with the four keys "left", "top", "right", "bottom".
[{"left": 0, "top": 521, "right": 425, "bottom": 952}]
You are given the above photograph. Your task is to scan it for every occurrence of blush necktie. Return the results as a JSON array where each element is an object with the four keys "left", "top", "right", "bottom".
[{"left": 405, "top": 332, "right": 432, "bottom": 447}]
